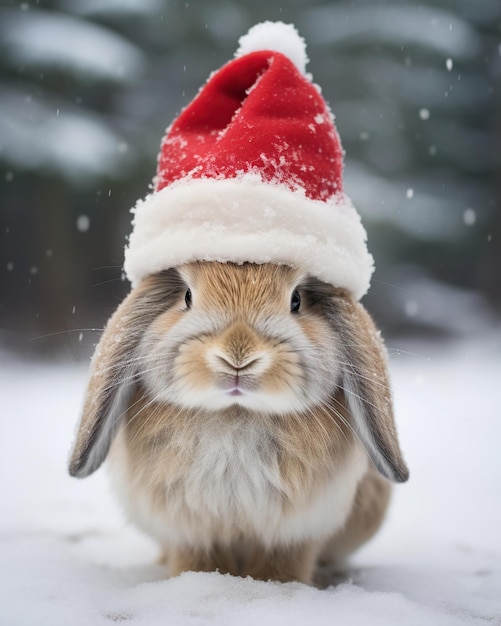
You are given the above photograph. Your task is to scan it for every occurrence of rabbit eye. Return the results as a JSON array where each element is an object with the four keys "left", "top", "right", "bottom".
[
  {"left": 185, "top": 289, "right": 192, "bottom": 309},
  {"left": 290, "top": 289, "right": 301, "bottom": 313}
]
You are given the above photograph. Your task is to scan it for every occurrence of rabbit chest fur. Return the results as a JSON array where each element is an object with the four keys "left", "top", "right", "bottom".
[{"left": 108, "top": 399, "right": 368, "bottom": 550}]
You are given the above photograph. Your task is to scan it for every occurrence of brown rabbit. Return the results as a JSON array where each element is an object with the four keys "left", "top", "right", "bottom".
[
  {"left": 69, "top": 262, "right": 408, "bottom": 583},
  {"left": 69, "top": 21, "right": 409, "bottom": 584}
]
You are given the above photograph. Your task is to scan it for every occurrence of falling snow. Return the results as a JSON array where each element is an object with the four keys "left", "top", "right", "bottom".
[
  {"left": 404, "top": 299, "right": 419, "bottom": 317},
  {"left": 463, "top": 208, "right": 476, "bottom": 226},
  {"left": 77, "top": 215, "right": 90, "bottom": 232}
]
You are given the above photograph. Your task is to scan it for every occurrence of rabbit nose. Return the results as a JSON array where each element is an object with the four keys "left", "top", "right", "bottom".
[
  {"left": 216, "top": 353, "right": 260, "bottom": 373},
  {"left": 207, "top": 321, "right": 270, "bottom": 375}
]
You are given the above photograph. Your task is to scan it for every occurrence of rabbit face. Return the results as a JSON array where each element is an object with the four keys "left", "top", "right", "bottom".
[{"left": 138, "top": 262, "right": 343, "bottom": 414}]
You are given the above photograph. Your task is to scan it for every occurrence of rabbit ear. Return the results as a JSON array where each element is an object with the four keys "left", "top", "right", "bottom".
[
  {"left": 324, "top": 289, "right": 409, "bottom": 483},
  {"left": 68, "top": 269, "right": 183, "bottom": 478}
]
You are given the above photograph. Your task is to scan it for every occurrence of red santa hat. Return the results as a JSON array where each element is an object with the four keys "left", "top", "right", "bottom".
[{"left": 124, "top": 21, "right": 374, "bottom": 299}]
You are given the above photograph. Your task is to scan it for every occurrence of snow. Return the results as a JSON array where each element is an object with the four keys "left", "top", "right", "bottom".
[
  {"left": 1, "top": 334, "right": 500, "bottom": 625},
  {"left": 76, "top": 215, "right": 90, "bottom": 233},
  {"left": 463, "top": 209, "right": 476, "bottom": 226},
  {"left": 303, "top": 5, "right": 480, "bottom": 59},
  {"left": 344, "top": 162, "right": 475, "bottom": 242},
  {"left": 235, "top": 22, "right": 309, "bottom": 75},
  {"left": 0, "top": 7, "right": 144, "bottom": 82},
  {"left": 0, "top": 85, "right": 132, "bottom": 182},
  {"left": 63, "top": 0, "right": 164, "bottom": 18}
]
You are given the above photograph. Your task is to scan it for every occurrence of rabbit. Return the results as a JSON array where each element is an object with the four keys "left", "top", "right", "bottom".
[{"left": 69, "top": 261, "right": 408, "bottom": 584}]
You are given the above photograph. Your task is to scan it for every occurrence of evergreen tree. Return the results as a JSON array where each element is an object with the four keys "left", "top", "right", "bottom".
[{"left": 0, "top": 0, "right": 498, "bottom": 350}]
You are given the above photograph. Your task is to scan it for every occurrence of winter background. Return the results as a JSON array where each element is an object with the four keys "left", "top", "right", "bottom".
[{"left": 0, "top": 1, "right": 500, "bottom": 625}]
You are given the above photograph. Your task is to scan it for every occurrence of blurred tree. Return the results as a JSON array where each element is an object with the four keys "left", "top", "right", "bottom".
[
  {"left": 0, "top": 0, "right": 499, "bottom": 353},
  {"left": 298, "top": 0, "right": 500, "bottom": 334}
]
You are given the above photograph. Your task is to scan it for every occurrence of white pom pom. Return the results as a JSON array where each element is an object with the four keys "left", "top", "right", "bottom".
[{"left": 235, "top": 21, "right": 308, "bottom": 75}]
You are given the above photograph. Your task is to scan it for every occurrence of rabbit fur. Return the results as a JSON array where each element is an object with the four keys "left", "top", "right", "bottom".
[{"left": 69, "top": 262, "right": 408, "bottom": 584}]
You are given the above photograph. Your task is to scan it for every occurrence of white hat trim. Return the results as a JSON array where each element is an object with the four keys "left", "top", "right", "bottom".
[{"left": 124, "top": 175, "right": 374, "bottom": 300}]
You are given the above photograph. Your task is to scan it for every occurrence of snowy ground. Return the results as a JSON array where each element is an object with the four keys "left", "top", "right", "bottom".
[{"left": 1, "top": 333, "right": 500, "bottom": 625}]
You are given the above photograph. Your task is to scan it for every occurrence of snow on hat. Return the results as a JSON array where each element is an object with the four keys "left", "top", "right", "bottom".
[{"left": 124, "top": 21, "right": 374, "bottom": 299}]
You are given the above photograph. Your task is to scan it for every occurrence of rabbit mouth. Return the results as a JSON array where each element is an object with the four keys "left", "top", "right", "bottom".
[
  {"left": 218, "top": 374, "right": 257, "bottom": 397},
  {"left": 198, "top": 373, "right": 289, "bottom": 411}
]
